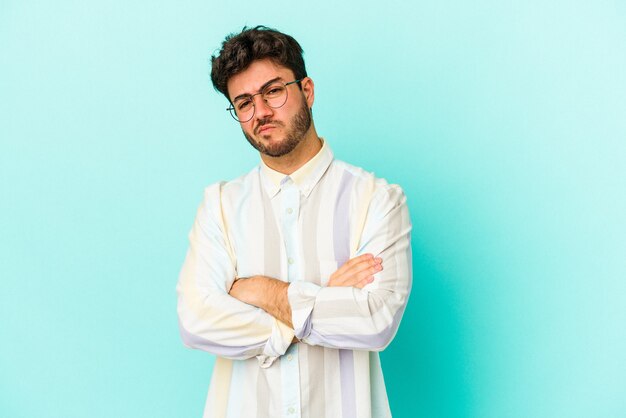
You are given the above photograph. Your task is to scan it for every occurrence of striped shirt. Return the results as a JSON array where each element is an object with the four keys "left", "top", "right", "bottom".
[{"left": 177, "top": 139, "right": 412, "bottom": 418}]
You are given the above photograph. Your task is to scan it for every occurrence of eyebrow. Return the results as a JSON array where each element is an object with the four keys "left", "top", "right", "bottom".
[{"left": 232, "top": 77, "right": 283, "bottom": 103}]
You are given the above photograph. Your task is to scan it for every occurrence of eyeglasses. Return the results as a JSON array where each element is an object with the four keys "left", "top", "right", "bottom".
[{"left": 227, "top": 79, "right": 302, "bottom": 122}]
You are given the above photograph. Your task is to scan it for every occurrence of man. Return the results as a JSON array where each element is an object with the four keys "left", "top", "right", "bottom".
[{"left": 177, "top": 26, "right": 412, "bottom": 418}]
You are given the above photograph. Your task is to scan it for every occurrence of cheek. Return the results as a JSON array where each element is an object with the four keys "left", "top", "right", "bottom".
[{"left": 241, "top": 121, "right": 254, "bottom": 134}]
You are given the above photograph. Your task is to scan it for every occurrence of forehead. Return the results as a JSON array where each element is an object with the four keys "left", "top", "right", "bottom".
[{"left": 227, "top": 59, "right": 295, "bottom": 100}]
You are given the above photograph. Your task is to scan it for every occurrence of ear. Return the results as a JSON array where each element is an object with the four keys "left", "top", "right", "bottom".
[{"left": 300, "top": 77, "right": 315, "bottom": 108}]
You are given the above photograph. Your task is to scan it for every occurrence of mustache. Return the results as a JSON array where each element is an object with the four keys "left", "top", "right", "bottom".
[{"left": 255, "top": 118, "right": 284, "bottom": 134}]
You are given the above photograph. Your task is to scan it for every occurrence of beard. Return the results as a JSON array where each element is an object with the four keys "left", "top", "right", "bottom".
[{"left": 242, "top": 97, "right": 312, "bottom": 158}]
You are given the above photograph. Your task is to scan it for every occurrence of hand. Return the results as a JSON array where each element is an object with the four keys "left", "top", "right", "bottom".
[{"left": 327, "top": 253, "right": 382, "bottom": 288}]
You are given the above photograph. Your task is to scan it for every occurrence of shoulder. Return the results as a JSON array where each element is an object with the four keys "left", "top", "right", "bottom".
[
  {"left": 202, "top": 166, "right": 259, "bottom": 200},
  {"left": 331, "top": 158, "right": 407, "bottom": 207},
  {"left": 200, "top": 166, "right": 260, "bottom": 213}
]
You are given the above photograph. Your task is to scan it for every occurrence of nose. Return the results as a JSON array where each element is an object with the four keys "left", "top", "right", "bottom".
[{"left": 253, "top": 95, "right": 274, "bottom": 120}]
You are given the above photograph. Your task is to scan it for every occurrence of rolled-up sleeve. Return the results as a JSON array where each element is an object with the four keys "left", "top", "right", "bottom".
[
  {"left": 288, "top": 184, "right": 412, "bottom": 351},
  {"left": 176, "top": 183, "right": 294, "bottom": 367}
]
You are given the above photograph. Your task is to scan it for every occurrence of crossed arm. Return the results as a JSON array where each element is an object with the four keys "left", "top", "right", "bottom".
[
  {"left": 228, "top": 254, "right": 383, "bottom": 328},
  {"left": 177, "top": 182, "right": 411, "bottom": 363}
]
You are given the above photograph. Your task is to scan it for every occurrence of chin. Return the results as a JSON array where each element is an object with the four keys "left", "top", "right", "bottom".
[{"left": 258, "top": 133, "right": 286, "bottom": 146}]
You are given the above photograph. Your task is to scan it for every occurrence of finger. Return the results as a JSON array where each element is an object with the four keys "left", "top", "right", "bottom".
[
  {"left": 329, "top": 255, "right": 382, "bottom": 287},
  {"left": 358, "top": 262, "right": 383, "bottom": 280},
  {"left": 354, "top": 275, "right": 375, "bottom": 289},
  {"left": 331, "top": 257, "right": 381, "bottom": 286},
  {"left": 342, "top": 256, "right": 382, "bottom": 279},
  {"left": 336, "top": 261, "right": 382, "bottom": 288},
  {"left": 330, "top": 254, "right": 374, "bottom": 281},
  {"left": 350, "top": 263, "right": 382, "bottom": 286},
  {"left": 342, "top": 253, "right": 374, "bottom": 269}
]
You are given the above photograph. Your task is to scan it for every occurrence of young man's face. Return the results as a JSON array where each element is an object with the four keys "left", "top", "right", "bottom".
[{"left": 226, "top": 58, "right": 314, "bottom": 158}]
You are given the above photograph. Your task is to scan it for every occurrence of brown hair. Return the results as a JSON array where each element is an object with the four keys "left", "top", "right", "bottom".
[{"left": 210, "top": 26, "right": 307, "bottom": 100}]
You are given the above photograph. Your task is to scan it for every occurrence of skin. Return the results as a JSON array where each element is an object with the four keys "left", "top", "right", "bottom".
[
  {"left": 230, "top": 254, "right": 383, "bottom": 328},
  {"left": 226, "top": 58, "right": 321, "bottom": 175},
  {"left": 225, "top": 59, "right": 383, "bottom": 333}
]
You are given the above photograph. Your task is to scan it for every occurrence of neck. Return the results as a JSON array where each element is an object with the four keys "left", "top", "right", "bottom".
[{"left": 260, "top": 127, "right": 322, "bottom": 175}]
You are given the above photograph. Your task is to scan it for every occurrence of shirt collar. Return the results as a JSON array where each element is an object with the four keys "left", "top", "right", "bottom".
[{"left": 259, "top": 138, "right": 334, "bottom": 199}]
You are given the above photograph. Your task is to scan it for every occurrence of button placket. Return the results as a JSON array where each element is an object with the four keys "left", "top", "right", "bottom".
[
  {"left": 278, "top": 178, "right": 302, "bottom": 418},
  {"left": 280, "top": 178, "right": 300, "bottom": 283}
]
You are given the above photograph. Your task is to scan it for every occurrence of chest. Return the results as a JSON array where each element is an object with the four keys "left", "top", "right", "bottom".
[{"left": 223, "top": 176, "right": 357, "bottom": 285}]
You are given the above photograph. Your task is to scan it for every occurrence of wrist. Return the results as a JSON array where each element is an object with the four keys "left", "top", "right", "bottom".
[
  {"left": 230, "top": 276, "right": 260, "bottom": 306},
  {"left": 249, "top": 275, "right": 268, "bottom": 307}
]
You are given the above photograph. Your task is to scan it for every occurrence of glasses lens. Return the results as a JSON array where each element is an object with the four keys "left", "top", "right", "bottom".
[
  {"left": 263, "top": 84, "right": 288, "bottom": 108},
  {"left": 231, "top": 98, "right": 254, "bottom": 122},
  {"left": 228, "top": 107, "right": 241, "bottom": 121},
  {"left": 228, "top": 82, "right": 292, "bottom": 122}
]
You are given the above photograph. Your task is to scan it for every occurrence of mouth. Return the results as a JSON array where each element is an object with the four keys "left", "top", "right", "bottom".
[
  {"left": 255, "top": 119, "right": 283, "bottom": 135},
  {"left": 257, "top": 125, "right": 276, "bottom": 135}
]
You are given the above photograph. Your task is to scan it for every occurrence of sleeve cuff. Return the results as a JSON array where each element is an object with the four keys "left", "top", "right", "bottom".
[
  {"left": 255, "top": 317, "right": 295, "bottom": 368},
  {"left": 288, "top": 281, "right": 322, "bottom": 341}
]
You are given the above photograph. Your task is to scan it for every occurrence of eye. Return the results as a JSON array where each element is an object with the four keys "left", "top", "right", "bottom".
[
  {"left": 264, "top": 86, "right": 285, "bottom": 98},
  {"left": 237, "top": 99, "right": 253, "bottom": 111}
]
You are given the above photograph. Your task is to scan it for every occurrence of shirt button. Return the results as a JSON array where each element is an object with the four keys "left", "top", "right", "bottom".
[
  {"left": 286, "top": 207, "right": 293, "bottom": 214},
  {"left": 288, "top": 407, "right": 295, "bottom": 414},
  {"left": 288, "top": 257, "right": 294, "bottom": 265},
  {"left": 287, "top": 354, "right": 293, "bottom": 361}
]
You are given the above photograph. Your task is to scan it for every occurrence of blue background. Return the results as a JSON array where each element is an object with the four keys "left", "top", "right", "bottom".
[{"left": 1, "top": 1, "right": 625, "bottom": 417}]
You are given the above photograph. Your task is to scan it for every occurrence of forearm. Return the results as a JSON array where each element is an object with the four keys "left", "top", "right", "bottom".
[
  {"left": 178, "top": 288, "right": 284, "bottom": 358},
  {"left": 290, "top": 185, "right": 413, "bottom": 350},
  {"left": 227, "top": 185, "right": 412, "bottom": 351},
  {"left": 288, "top": 275, "right": 410, "bottom": 351},
  {"left": 177, "top": 183, "right": 295, "bottom": 363},
  {"left": 177, "top": 255, "right": 295, "bottom": 360},
  {"left": 227, "top": 266, "right": 409, "bottom": 352},
  {"left": 229, "top": 276, "right": 293, "bottom": 328}
]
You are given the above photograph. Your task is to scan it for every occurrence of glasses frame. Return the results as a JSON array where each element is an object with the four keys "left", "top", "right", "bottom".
[{"left": 226, "top": 79, "right": 302, "bottom": 123}]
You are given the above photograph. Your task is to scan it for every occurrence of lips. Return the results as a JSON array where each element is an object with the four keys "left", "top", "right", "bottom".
[{"left": 256, "top": 123, "right": 278, "bottom": 135}]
